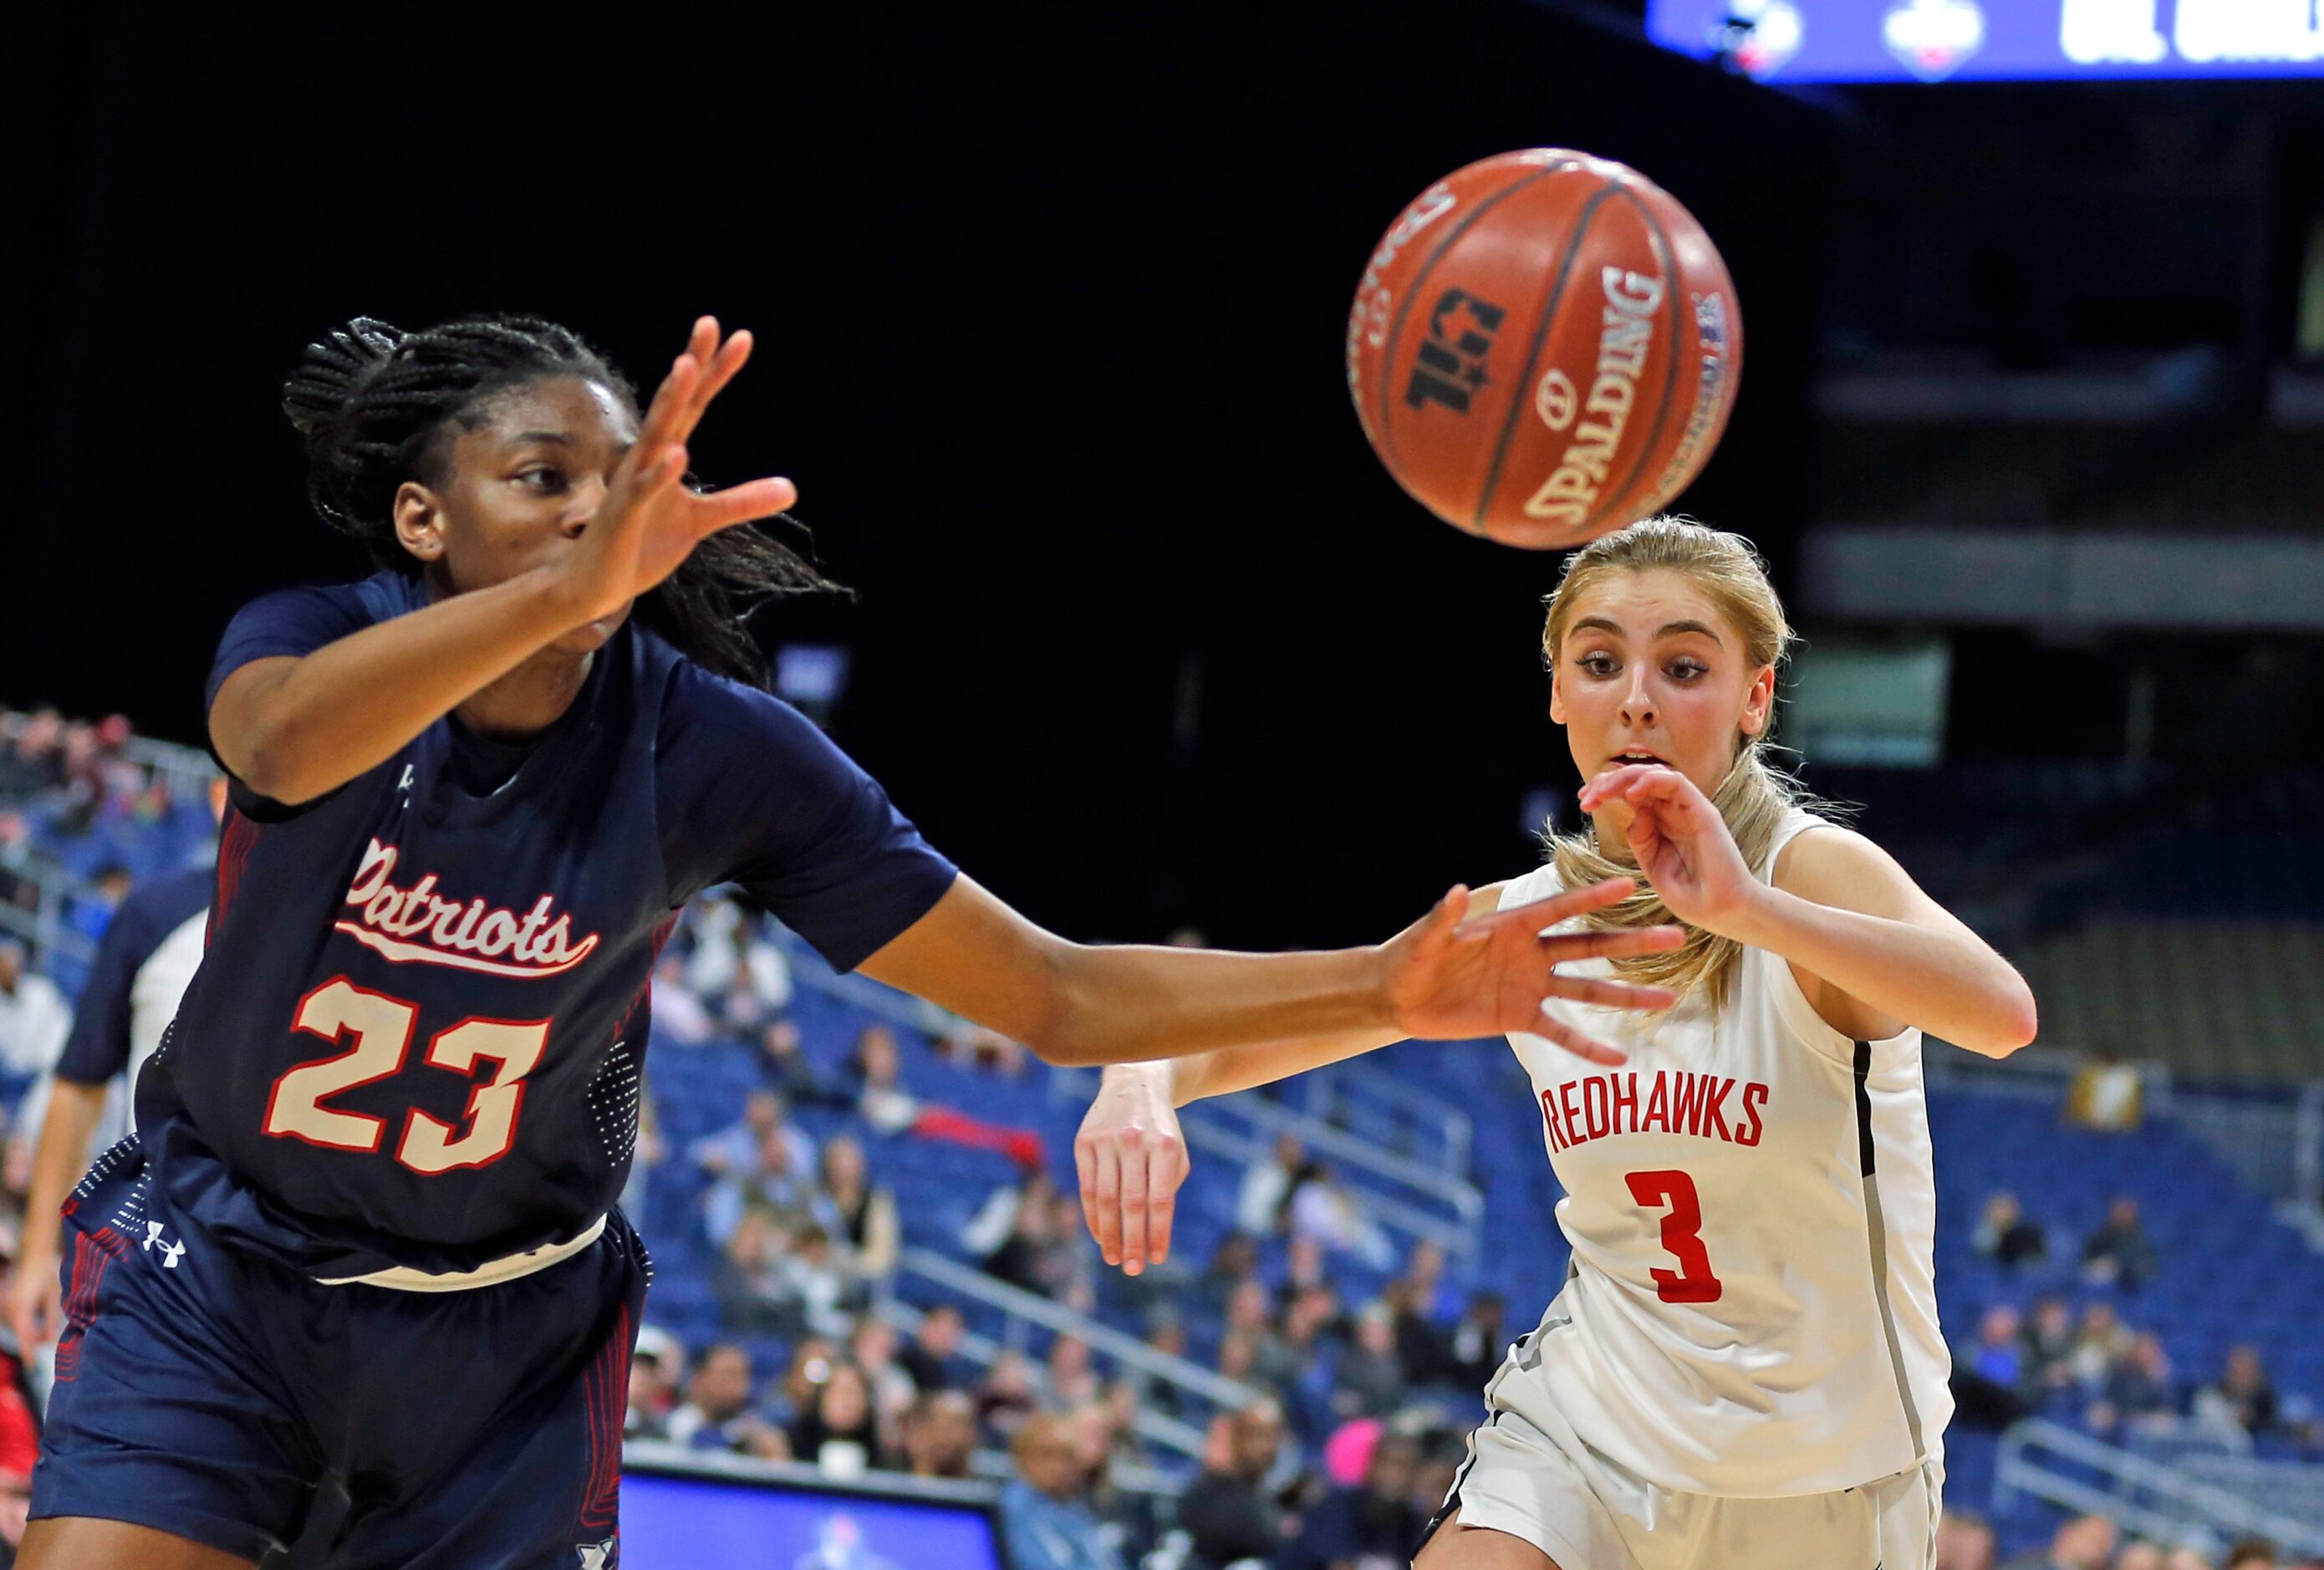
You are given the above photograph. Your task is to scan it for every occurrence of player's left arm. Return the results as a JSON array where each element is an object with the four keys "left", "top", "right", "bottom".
[{"left": 1750, "top": 827, "right": 2036, "bottom": 1057}]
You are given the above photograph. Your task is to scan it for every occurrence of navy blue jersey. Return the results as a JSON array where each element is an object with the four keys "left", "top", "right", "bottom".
[
  {"left": 138, "top": 571, "right": 956, "bottom": 1279},
  {"left": 57, "top": 865, "right": 213, "bottom": 1087}
]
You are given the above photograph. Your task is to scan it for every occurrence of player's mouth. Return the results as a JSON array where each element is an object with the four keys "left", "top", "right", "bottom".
[{"left": 1607, "top": 748, "right": 1667, "bottom": 767}]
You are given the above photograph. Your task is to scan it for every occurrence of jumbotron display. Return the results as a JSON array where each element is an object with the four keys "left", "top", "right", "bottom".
[{"left": 1646, "top": 0, "right": 2324, "bottom": 82}]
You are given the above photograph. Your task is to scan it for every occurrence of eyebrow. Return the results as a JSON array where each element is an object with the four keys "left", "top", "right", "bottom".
[
  {"left": 1569, "top": 615, "right": 1726, "bottom": 645},
  {"left": 512, "top": 431, "right": 574, "bottom": 446}
]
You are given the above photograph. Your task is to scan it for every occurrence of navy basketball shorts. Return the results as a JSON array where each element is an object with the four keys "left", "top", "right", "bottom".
[{"left": 31, "top": 1146, "right": 648, "bottom": 1568}]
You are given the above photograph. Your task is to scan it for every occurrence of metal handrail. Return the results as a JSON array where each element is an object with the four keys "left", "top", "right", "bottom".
[
  {"left": 1302, "top": 1058, "right": 1474, "bottom": 1175},
  {"left": 895, "top": 1247, "right": 1257, "bottom": 1415},
  {"left": 1195, "top": 1090, "right": 1483, "bottom": 1236},
  {"left": 1995, "top": 1417, "right": 2324, "bottom": 1556},
  {"left": 1175, "top": 1117, "right": 1477, "bottom": 1259}
]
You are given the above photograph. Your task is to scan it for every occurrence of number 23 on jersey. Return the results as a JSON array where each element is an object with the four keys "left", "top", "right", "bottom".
[{"left": 263, "top": 977, "right": 548, "bottom": 1174}]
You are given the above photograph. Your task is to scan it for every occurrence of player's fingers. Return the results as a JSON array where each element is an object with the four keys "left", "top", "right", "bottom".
[
  {"left": 1545, "top": 972, "right": 1678, "bottom": 1012},
  {"left": 691, "top": 475, "right": 798, "bottom": 535},
  {"left": 690, "top": 328, "right": 753, "bottom": 416},
  {"left": 1455, "top": 876, "right": 1633, "bottom": 941},
  {"left": 1144, "top": 1137, "right": 1181, "bottom": 1267},
  {"left": 634, "top": 353, "right": 703, "bottom": 460},
  {"left": 1539, "top": 924, "right": 1685, "bottom": 963},
  {"left": 1526, "top": 1007, "right": 1628, "bottom": 1066},
  {"left": 1073, "top": 1129, "right": 1103, "bottom": 1254},
  {"left": 1118, "top": 1131, "right": 1151, "bottom": 1275},
  {"left": 1086, "top": 1140, "right": 1124, "bottom": 1267}
]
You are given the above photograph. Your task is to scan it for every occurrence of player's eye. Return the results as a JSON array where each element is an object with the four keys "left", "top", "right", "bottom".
[
  {"left": 1577, "top": 653, "right": 1618, "bottom": 678},
  {"left": 516, "top": 466, "right": 566, "bottom": 492},
  {"left": 1667, "top": 659, "right": 1708, "bottom": 682}
]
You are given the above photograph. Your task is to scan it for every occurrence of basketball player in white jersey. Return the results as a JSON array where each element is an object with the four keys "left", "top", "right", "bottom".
[{"left": 1073, "top": 517, "right": 2038, "bottom": 1570}]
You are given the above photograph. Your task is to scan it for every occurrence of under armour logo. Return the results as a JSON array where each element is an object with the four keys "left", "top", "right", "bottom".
[
  {"left": 575, "top": 1539, "right": 617, "bottom": 1569},
  {"left": 140, "top": 1221, "right": 186, "bottom": 1269}
]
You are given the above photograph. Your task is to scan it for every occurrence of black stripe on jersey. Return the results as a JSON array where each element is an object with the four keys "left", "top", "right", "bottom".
[{"left": 1853, "top": 1040, "right": 1877, "bottom": 1177}]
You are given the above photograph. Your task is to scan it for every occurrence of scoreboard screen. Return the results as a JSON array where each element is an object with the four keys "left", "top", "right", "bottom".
[{"left": 1644, "top": 0, "right": 2324, "bottom": 82}]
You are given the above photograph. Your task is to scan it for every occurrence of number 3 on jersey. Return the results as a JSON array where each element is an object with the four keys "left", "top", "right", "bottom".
[
  {"left": 264, "top": 977, "right": 547, "bottom": 1174},
  {"left": 1625, "top": 1169, "right": 1724, "bottom": 1303}
]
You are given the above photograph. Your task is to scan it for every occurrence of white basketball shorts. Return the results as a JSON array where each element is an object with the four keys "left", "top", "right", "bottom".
[{"left": 1422, "top": 1399, "right": 1942, "bottom": 1570}]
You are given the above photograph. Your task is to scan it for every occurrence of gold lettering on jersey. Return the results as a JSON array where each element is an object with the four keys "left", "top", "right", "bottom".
[
  {"left": 1521, "top": 266, "right": 1667, "bottom": 528},
  {"left": 1541, "top": 1070, "right": 1770, "bottom": 1153},
  {"left": 334, "top": 839, "right": 600, "bottom": 979}
]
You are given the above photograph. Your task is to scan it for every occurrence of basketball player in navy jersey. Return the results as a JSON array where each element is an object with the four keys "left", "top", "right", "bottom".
[{"left": 20, "top": 314, "right": 1682, "bottom": 1570}]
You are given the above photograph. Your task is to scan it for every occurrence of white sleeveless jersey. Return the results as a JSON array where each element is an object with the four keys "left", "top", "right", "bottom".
[{"left": 1490, "top": 808, "right": 1952, "bottom": 1497}]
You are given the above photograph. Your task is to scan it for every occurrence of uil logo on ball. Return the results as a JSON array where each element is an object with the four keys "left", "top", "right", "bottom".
[{"left": 1405, "top": 288, "right": 1506, "bottom": 415}]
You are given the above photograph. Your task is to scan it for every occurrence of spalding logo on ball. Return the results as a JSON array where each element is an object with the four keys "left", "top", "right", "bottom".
[{"left": 1346, "top": 149, "right": 1742, "bottom": 550}]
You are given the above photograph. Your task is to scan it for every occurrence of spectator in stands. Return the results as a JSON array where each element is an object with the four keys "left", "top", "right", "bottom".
[
  {"left": 857, "top": 1022, "right": 1047, "bottom": 1165},
  {"left": 1287, "top": 1161, "right": 1394, "bottom": 1269},
  {"left": 647, "top": 951, "right": 715, "bottom": 1044},
  {"left": 765, "top": 1337, "right": 841, "bottom": 1432},
  {"left": 936, "top": 1018, "right": 1029, "bottom": 1078},
  {"left": 1445, "top": 1290, "right": 1509, "bottom": 1394},
  {"left": 711, "top": 1208, "right": 804, "bottom": 1336},
  {"left": 1934, "top": 1507, "right": 1998, "bottom": 1570},
  {"left": 978, "top": 1172, "right": 1085, "bottom": 1301},
  {"left": 0, "top": 942, "right": 68, "bottom": 1080},
  {"left": 1046, "top": 1334, "right": 1101, "bottom": 1411},
  {"left": 2112, "top": 1543, "right": 2165, "bottom": 1570},
  {"left": 849, "top": 1317, "right": 917, "bottom": 1436},
  {"left": 788, "top": 1359, "right": 889, "bottom": 1476},
  {"left": 1393, "top": 1236, "right": 1457, "bottom": 1325},
  {"left": 900, "top": 1302, "right": 968, "bottom": 1392},
  {"left": 1285, "top": 1233, "right": 1331, "bottom": 1295},
  {"left": 999, "top": 1410, "right": 1125, "bottom": 1570},
  {"left": 1278, "top": 1430, "right": 1426, "bottom": 1570},
  {"left": 1997, "top": 1511, "right": 2116, "bottom": 1570},
  {"left": 0, "top": 711, "right": 64, "bottom": 801},
  {"left": 2081, "top": 1195, "right": 2159, "bottom": 1291},
  {"left": 2220, "top": 1539, "right": 2279, "bottom": 1570},
  {"left": 625, "top": 1328, "right": 681, "bottom": 1440},
  {"left": 666, "top": 1344, "right": 786, "bottom": 1458},
  {"left": 1331, "top": 1304, "right": 1407, "bottom": 1420},
  {"left": 1953, "top": 1304, "right": 2031, "bottom": 1430},
  {"left": 977, "top": 1350, "right": 1041, "bottom": 1444},
  {"left": 1975, "top": 1190, "right": 2049, "bottom": 1270},
  {"left": 1236, "top": 1133, "right": 1304, "bottom": 1236},
  {"left": 758, "top": 1018, "right": 844, "bottom": 1108},
  {"left": 700, "top": 1113, "right": 821, "bottom": 1247},
  {"left": 2194, "top": 1344, "right": 2280, "bottom": 1440},
  {"left": 1178, "top": 1399, "right": 1296, "bottom": 1570},
  {"left": 817, "top": 1134, "right": 900, "bottom": 1286},
  {"left": 2022, "top": 1296, "right": 2079, "bottom": 1400},
  {"left": 902, "top": 1389, "right": 980, "bottom": 1481},
  {"left": 683, "top": 896, "right": 792, "bottom": 1032},
  {"left": 2092, "top": 1331, "right": 2179, "bottom": 1437},
  {"left": 2068, "top": 1301, "right": 2128, "bottom": 1390},
  {"left": 691, "top": 1087, "right": 815, "bottom": 1185},
  {"left": 1384, "top": 1276, "right": 1450, "bottom": 1389},
  {"left": 2163, "top": 1549, "right": 2213, "bottom": 1570},
  {"left": 619, "top": 1088, "right": 665, "bottom": 1223},
  {"left": 782, "top": 1223, "right": 858, "bottom": 1336},
  {"left": 1198, "top": 1232, "right": 1259, "bottom": 1316}
]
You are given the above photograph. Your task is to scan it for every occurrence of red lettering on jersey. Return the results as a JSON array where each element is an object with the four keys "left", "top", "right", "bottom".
[
  {"left": 1735, "top": 1081, "right": 1769, "bottom": 1145},
  {"left": 1642, "top": 1071, "right": 1671, "bottom": 1132},
  {"left": 1611, "top": 1072, "right": 1639, "bottom": 1134},
  {"left": 1700, "top": 1077, "right": 1736, "bottom": 1142},
  {"left": 1670, "top": 1072, "right": 1707, "bottom": 1135},
  {"left": 1582, "top": 1077, "right": 1611, "bottom": 1142},
  {"left": 1558, "top": 1082, "right": 1585, "bottom": 1148},
  {"left": 1540, "top": 1089, "right": 1569, "bottom": 1152}
]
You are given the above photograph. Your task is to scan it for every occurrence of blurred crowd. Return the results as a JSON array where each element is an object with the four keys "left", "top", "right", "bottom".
[
  {"left": 1954, "top": 1190, "right": 2316, "bottom": 1458},
  {"left": 1939, "top": 1506, "right": 2321, "bottom": 1570}
]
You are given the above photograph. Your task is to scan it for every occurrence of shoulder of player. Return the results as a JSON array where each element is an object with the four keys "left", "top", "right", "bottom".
[{"left": 1769, "top": 822, "right": 1918, "bottom": 917}]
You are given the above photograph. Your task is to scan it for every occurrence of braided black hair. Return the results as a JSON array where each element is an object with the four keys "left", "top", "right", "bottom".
[{"left": 282, "top": 313, "right": 837, "bottom": 686}]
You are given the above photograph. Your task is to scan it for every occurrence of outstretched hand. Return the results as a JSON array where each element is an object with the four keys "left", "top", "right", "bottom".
[
  {"left": 1383, "top": 876, "right": 1684, "bottom": 1064},
  {"left": 1578, "top": 765, "right": 1758, "bottom": 935},
  {"left": 1073, "top": 1066, "right": 1189, "bottom": 1277},
  {"left": 551, "top": 316, "right": 799, "bottom": 627}
]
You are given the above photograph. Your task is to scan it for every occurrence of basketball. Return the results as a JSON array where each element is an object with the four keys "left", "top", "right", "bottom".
[{"left": 1346, "top": 149, "right": 1743, "bottom": 550}]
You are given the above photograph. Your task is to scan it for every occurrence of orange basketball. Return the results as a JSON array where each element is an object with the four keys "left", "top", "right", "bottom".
[{"left": 1346, "top": 149, "right": 1743, "bottom": 550}]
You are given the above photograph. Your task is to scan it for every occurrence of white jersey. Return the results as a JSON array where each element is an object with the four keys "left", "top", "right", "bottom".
[{"left": 1489, "top": 808, "right": 1951, "bottom": 1497}]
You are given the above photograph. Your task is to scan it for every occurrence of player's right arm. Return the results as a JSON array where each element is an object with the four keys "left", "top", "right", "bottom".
[
  {"left": 10, "top": 1078, "right": 110, "bottom": 1350},
  {"left": 214, "top": 319, "right": 793, "bottom": 805}
]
